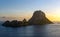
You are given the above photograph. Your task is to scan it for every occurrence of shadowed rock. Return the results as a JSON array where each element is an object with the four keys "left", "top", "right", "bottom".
[
  {"left": 28, "top": 10, "right": 53, "bottom": 25},
  {"left": 2, "top": 19, "right": 28, "bottom": 27},
  {"left": 2, "top": 20, "right": 10, "bottom": 27},
  {"left": 2, "top": 20, "right": 23, "bottom": 27},
  {"left": 2, "top": 10, "right": 53, "bottom": 27},
  {"left": 22, "top": 18, "right": 28, "bottom": 26}
]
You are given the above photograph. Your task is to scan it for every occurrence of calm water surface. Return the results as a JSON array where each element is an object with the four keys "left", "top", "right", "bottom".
[{"left": 0, "top": 24, "right": 60, "bottom": 37}]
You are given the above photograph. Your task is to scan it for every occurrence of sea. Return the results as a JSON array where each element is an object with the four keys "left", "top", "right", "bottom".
[{"left": 0, "top": 22, "right": 60, "bottom": 37}]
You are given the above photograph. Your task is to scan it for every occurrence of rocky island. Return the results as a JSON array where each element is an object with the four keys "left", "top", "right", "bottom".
[
  {"left": 2, "top": 10, "right": 53, "bottom": 27},
  {"left": 28, "top": 10, "right": 53, "bottom": 25},
  {"left": 2, "top": 19, "right": 28, "bottom": 27}
]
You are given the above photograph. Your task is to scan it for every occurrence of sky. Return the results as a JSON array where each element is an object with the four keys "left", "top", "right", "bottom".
[{"left": 0, "top": 0, "right": 60, "bottom": 22}]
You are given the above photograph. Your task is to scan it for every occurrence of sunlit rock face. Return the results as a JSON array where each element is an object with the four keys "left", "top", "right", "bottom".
[{"left": 28, "top": 10, "right": 53, "bottom": 25}]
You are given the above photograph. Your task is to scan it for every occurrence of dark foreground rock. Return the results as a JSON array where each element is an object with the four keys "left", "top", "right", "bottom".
[
  {"left": 28, "top": 10, "right": 53, "bottom": 25},
  {"left": 2, "top": 19, "right": 28, "bottom": 27},
  {"left": 2, "top": 10, "right": 53, "bottom": 27}
]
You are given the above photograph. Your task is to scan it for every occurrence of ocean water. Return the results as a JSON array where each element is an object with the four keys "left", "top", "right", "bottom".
[{"left": 0, "top": 24, "right": 60, "bottom": 37}]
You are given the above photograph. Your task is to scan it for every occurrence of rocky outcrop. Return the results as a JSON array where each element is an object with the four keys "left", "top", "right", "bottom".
[
  {"left": 2, "top": 10, "right": 53, "bottom": 27},
  {"left": 28, "top": 10, "right": 53, "bottom": 25},
  {"left": 2, "top": 20, "right": 23, "bottom": 27},
  {"left": 2, "top": 19, "right": 28, "bottom": 27}
]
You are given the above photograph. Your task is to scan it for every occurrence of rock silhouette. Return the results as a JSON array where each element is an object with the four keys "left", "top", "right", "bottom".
[
  {"left": 22, "top": 18, "right": 28, "bottom": 26},
  {"left": 2, "top": 10, "right": 53, "bottom": 27},
  {"left": 28, "top": 10, "right": 53, "bottom": 25},
  {"left": 2, "top": 19, "right": 28, "bottom": 27},
  {"left": 2, "top": 20, "right": 23, "bottom": 27}
]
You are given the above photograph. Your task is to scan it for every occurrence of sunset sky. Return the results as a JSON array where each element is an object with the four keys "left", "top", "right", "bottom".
[{"left": 0, "top": 0, "right": 60, "bottom": 22}]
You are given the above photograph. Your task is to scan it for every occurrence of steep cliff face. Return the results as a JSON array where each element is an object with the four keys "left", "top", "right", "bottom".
[{"left": 28, "top": 10, "right": 53, "bottom": 25}]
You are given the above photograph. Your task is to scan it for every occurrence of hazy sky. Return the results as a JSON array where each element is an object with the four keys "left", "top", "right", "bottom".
[{"left": 0, "top": 0, "right": 60, "bottom": 21}]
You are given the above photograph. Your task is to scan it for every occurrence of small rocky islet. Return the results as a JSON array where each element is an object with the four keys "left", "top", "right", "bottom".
[
  {"left": 2, "top": 10, "right": 53, "bottom": 27},
  {"left": 2, "top": 19, "right": 28, "bottom": 27}
]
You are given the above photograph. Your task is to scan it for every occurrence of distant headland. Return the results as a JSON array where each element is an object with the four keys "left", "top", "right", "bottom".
[{"left": 2, "top": 10, "right": 53, "bottom": 27}]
